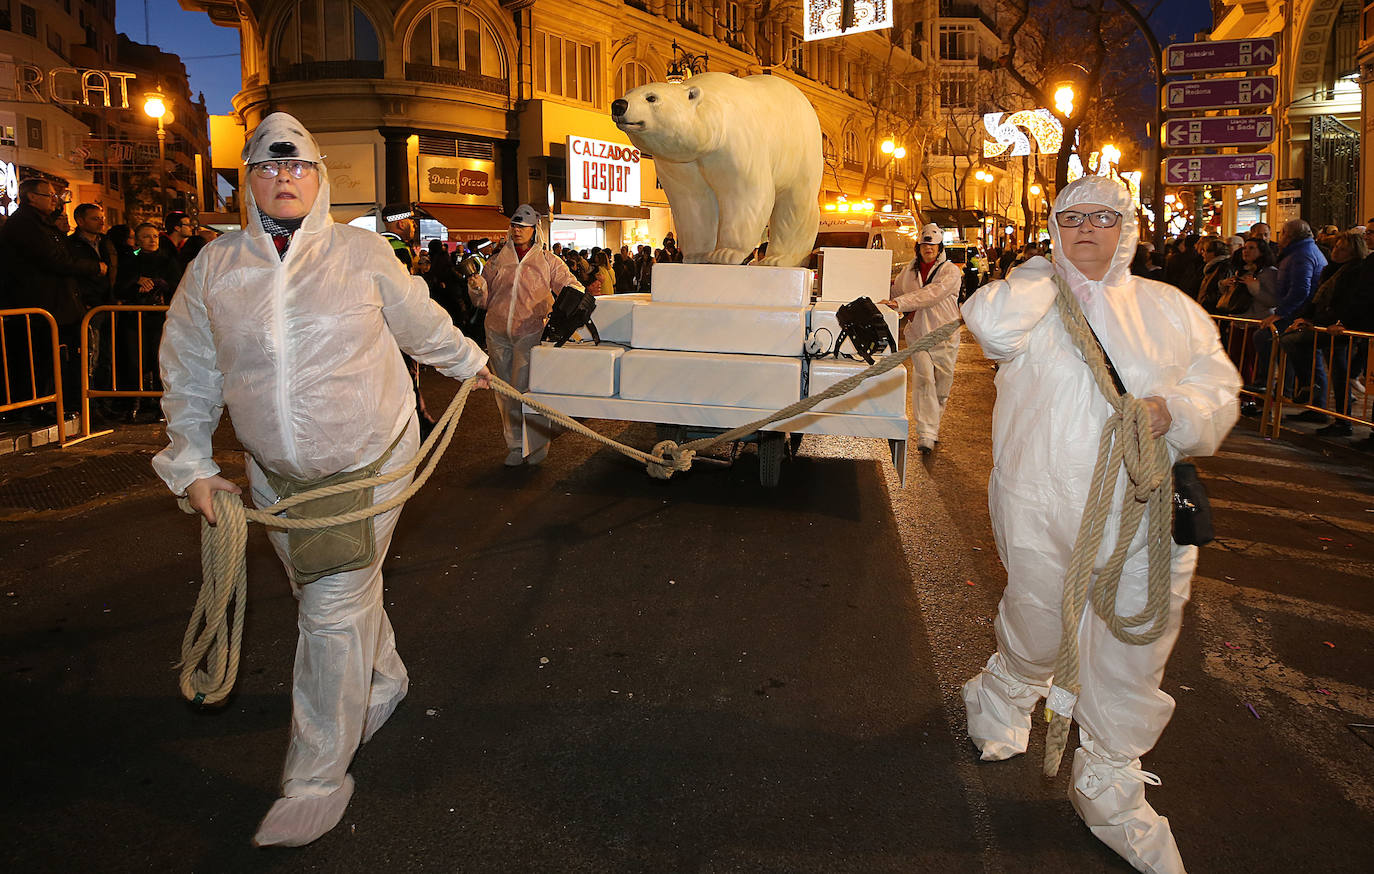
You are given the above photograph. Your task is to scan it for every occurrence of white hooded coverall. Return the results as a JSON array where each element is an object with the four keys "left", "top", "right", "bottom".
[
  {"left": 890, "top": 248, "right": 962, "bottom": 444},
  {"left": 959, "top": 176, "right": 1240, "bottom": 873},
  {"left": 473, "top": 224, "right": 581, "bottom": 457},
  {"left": 153, "top": 155, "right": 488, "bottom": 806}
]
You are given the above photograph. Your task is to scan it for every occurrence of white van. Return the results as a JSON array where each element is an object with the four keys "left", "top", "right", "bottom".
[{"left": 810, "top": 213, "right": 918, "bottom": 279}]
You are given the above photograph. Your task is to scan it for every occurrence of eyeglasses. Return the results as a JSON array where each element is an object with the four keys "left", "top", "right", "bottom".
[
  {"left": 1055, "top": 209, "right": 1122, "bottom": 229},
  {"left": 250, "top": 160, "right": 316, "bottom": 179}
]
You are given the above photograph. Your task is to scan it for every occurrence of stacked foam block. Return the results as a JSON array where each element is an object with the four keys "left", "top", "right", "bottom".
[{"left": 527, "top": 259, "right": 905, "bottom": 418}]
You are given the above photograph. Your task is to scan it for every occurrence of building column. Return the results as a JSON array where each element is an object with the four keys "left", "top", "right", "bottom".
[{"left": 380, "top": 127, "right": 410, "bottom": 207}]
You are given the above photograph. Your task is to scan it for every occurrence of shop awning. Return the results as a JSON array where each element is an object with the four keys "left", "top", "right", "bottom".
[
  {"left": 416, "top": 203, "right": 509, "bottom": 233},
  {"left": 553, "top": 202, "right": 651, "bottom": 221}
]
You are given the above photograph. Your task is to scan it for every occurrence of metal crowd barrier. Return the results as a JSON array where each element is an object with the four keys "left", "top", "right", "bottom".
[
  {"left": 0, "top": 308, "right": 68, "bottom": 446},
  {"left": 1267, "top": 322, "right": 1374, "bottom": 439},
  {"left": 1211, "top": 314, "right": 1374, "bottom": 440},
  {"left": 68, "top": 304, "right": 171, "bottom": 444}
]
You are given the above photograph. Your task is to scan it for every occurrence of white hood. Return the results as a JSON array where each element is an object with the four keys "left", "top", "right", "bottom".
[{"left": 1047, "top": 175, "right": 1139, "bottom": 306}]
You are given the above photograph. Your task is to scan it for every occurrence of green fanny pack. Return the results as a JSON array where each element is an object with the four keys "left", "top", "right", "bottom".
[{"left": 259, "top": 430, "right": 406, "bottom": 586}]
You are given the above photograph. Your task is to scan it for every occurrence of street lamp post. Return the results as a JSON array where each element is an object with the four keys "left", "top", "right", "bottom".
[
  {"left": 880, "top": 138, "right": 906, "bottom": 212},
  {"left": 142, "top": 90, "right": 169, "bottom": 220}
]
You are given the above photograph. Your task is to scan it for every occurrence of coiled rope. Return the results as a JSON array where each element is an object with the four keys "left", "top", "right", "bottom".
[
  {"left": 176, "top": 318, "right": 964, "bottom": 704},
  {"left": 1040, "top": 278, "right": 1174, "bottom": 777}
]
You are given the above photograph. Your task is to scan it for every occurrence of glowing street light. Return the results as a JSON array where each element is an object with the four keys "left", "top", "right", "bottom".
[
  {"left": 143, "top": 89, "right": 171, "bottom": 217},
  {"left": 1100, "top": 143, "right": 1121, "bottom": 171},
  {"left": 1054, "top": 84, "right": 1076, "bottom": 117},
  {"left": 880, "top": 137, "right": 906, "bottom": 211},
  {"left": 1029, "top": 183, "right": 1042, "bottom": 196}
]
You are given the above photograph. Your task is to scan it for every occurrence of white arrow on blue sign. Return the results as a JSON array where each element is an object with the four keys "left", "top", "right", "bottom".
[
  {"left": 1163, "top": 115, "right": 1276, "bottom": 149},
  {"left": 1164, "top": 77, "right": 1276, "bottom": 111},
  {"left": 1164, "top": 154, "right": 1274, "bottom": 186}
]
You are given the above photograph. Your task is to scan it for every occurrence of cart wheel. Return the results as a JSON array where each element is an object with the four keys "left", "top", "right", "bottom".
[
  {"left": 759, "top": 432, "right": 784, "bottom": 487},
  {"left": 788, "top": 432, "right": 804, "bottom": 456}
]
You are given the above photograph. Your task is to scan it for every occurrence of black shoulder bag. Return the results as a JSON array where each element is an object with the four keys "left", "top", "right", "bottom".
[{"left": 1081, "top": 320, "right": 1215, "bottom": 547}]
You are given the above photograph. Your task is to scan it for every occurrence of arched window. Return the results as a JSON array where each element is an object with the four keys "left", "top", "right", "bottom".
[
  {"left": 843, "top": 130, "right": 858, "bottom": 164},
  {"left": 821, "top": 133, "right": 836, "bottom": 163},
  {"left": 407, "top": 2, "right": 505, "bottom": 79},
  {"left": 275, "top": 0, "right": 381, "bottom": 68},
  {"left": 614, "top": 62, "right": 651, "bottom": 98}
]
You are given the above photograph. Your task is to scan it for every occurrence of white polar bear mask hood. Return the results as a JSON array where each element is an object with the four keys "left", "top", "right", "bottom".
[{"left": 613, "top": 75, "right": 727, "bottom": 163}]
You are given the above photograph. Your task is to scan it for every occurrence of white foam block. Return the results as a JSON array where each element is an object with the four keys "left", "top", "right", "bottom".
[
  {"left": 650, "top": 262, "right": 811, "bottom": 308},
  {"left": 584, "top": 293, "right": 646, "bottom": 344},
  {"left": 619, "top": 349, "right": 802, "bottom": 408},
  {"left": 631, "top": 301, "right": 806, "bottom": 357},
  {"left": 807, "top": 302, "right": 900, "bottom": 357},
  {"left": 806, "top": 359, "right": 907, "bottom": 417},
  {"left": 818, "top": 247, "right": 894, "bottom": 301},
  {"left": 528, "top": 342, "right": 625, "bottom": 398}
]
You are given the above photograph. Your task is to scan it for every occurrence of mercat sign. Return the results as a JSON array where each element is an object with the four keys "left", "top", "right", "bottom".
[{"left": 1, "top": 63, "right": 141, "bottom": 109}]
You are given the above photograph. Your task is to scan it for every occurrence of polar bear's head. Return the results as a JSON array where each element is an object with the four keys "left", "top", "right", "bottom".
[{"left": 611, "top": 80, "right": 722, "bottom": 163}]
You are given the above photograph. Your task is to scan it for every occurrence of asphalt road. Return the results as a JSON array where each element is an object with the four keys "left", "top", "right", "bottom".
[{"left": 2, "top": 336, "right": 1372, "bottom": 873}]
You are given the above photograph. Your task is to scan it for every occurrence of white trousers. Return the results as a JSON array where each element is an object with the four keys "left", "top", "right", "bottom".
[
  {"left": 964, "top": 515, "right": 1195, "bottom": 761},
  {"left": 248, "top": 416, "right": 418, "bottom": 798},
  {"left": 486, "top": 330, "right": 553, "bottom": 455},
  {"left": 910, "top": 331, "right": 960, "bottom": 442}
]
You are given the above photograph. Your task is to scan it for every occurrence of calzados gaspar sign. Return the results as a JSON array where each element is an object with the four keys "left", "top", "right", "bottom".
[{"left": 566, "top": 135, "right": 641, "bottom": 207}]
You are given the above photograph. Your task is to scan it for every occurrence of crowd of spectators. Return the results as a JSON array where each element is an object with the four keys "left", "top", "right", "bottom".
[
  {"left": 0, "top": 180, "right": 218, "bottom": 428},
  {"left": 1141, "top": 219, "right": 1374, "bottom": 449}
]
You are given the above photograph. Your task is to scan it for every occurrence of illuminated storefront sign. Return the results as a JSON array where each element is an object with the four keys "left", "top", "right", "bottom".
[
  {"left": 2, "top": 64, "right": 141, "bottom": 109},
  {"left": 565, "top": 135, "right": 641, "bottom": 207},
  {"left": 804, "top": 0, "right": 893, "bottom": 41},
  {"left": 418, "top": 155, "right": 501, "bottom": 206},
  {"left": 982, "top": 109, "right": 1064, "bottom": 157},
  {"left": 323, "top": 144, "right": 377, "bottom": 204}
]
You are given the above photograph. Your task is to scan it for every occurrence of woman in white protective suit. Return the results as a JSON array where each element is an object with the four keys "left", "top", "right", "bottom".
[
  {"left": 467, "top": 204, "right": 583, "bottom": 466},
  {"left": 960, "top": 175, "right": 1240, "bottom": 874},
  {"left": 879, "top": 222, "right": 962, "bottom": 454},
  {"left": 153, "top": 112, "right": 490, "bottom": 847}
]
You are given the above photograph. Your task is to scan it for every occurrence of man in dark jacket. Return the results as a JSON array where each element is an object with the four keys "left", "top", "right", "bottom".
[
  {"left": 0, "top": 179, "right": 104, "bottom": 413},
  {"left": 1164, "top": 234, "right": 1204, "bottom": 298},
  {"left": 67, "top": 203, "right": 119, "bottom": 418},
  {"left": 1255, "top": 220, "right": 1327, "bottom": 394},
  {"left": 163, "top": 211, "right": 207, "bottom": 269}
]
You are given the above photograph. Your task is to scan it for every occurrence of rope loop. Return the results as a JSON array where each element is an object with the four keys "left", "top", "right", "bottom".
[{"left": 647, "top": 439, "right": 695, "bottom": 480}]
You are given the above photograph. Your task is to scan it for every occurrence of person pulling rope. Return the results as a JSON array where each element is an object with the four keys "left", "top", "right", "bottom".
[
  {"left": 176, "top": 318, "right": 963, "bottom": 707},
  {"left": 1040, "top": 276, "right": 1174, "bottom": 778}
]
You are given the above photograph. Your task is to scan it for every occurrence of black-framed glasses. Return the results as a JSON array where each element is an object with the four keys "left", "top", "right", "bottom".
[
  {"left": 1056, "top": 209, "right": 1122, "bottom": 229},
  {"left": 250, "top": 160, "right": 316, "bottom": 179}
]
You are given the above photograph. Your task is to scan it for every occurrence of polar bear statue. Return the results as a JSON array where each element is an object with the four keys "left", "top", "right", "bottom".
[{"left": 611, "top": 72, "right": 822, "bottom": 268}]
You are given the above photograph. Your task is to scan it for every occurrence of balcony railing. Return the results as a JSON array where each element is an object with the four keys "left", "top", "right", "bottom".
[
  {"left": 404, "top": 63, "right": 508, "bottom": 96},
  {"left": 272, "top": 60, "right": 384, "bottom": 82},
  {"left": 939, "top": 1, "right": 1000, "bottom": 34}
]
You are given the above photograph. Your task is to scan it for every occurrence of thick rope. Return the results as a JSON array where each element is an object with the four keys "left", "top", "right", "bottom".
[
  {"left": 176, "top": 317, "right": 964, "bottom": 704},
  {"left": 1041, "top": 278, "right": 1174, "bottom": 776}
]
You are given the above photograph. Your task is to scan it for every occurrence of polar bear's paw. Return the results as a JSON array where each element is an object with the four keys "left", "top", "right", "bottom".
[{"left": 705, "top": 247, "right": 751, "bottom": 265}]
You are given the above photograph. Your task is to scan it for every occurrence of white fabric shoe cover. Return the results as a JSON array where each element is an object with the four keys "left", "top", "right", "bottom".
[
  {"left": 504, "top": 448, "right": 525, "bottom": 467},
  {"left": 1069, "top": 738, "right": 1186, "bottom": 874},
  {"left": 961, "top": 652, "right": 1050, "bottom": 761},
  {"left": 253, "top": 774, "right": 356, "bottom": 848},
  {"left": 525, "top": 444, "right": 548, "bottom": 466},
  {"left": 361, "top": 678, "right": 409, "bottom": 744}
]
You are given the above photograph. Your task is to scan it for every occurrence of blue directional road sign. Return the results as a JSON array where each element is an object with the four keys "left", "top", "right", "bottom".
[
  {"left": 1164, "top": 154, "right": 1274, "bottom": 186},
  {"left": 1164, "top": 38, "right": 1277, "bottom": 74},
  {"left": 1164, "top": 77, "right": 1276, "bottom": 112},
  {"left": 1163, "top": 115, "right": 1275, "bottom": 149}
]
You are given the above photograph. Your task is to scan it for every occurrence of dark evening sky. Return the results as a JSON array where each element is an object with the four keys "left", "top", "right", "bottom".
[{"left": 116, "top": 0, "right": 1217, "bottom": 118}]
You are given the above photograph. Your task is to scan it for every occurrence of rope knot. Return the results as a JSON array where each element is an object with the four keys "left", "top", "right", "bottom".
[{"left": 648, "top": 440, "right": 695, "bottom": 480}]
